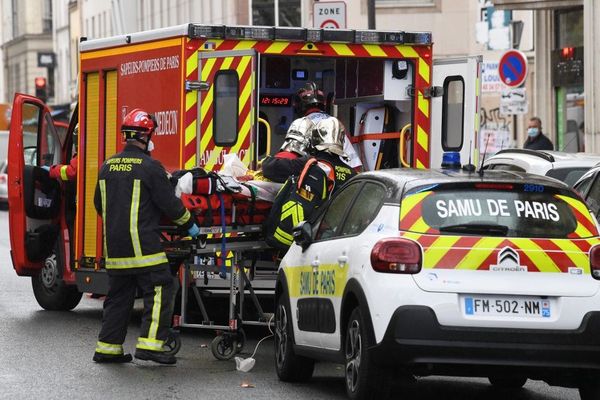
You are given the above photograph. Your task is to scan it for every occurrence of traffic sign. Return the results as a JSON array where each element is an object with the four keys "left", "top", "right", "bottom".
[
  {"left": 313, "top": 1, "right": 346, "bottom": 29},
  {"left": 498, "top": 50, "right": 528, "bottom": 87}
]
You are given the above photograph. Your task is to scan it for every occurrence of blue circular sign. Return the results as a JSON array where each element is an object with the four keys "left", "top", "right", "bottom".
[{"left": 498, "top": 50, "right": 528, "bottom": 87}]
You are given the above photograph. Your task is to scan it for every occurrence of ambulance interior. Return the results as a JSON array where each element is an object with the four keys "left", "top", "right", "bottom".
[{"left": 256, "top": 55, "right": 415, "bottom": 170}]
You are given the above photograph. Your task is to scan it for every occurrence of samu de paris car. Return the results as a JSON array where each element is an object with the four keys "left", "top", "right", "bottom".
[{"left": 274, "top": 168, "right": 600, "bottom": 400}]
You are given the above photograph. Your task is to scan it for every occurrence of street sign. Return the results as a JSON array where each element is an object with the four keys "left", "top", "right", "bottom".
[
  {"left": 500, "top": 88, "right": 528, "bottom": 115},
  {"left": 498, "top": 49, "right": 527, "bottom": 87},
  {"left": 313, "top": 1, "right": 346, "bottom": 29},
  {"left": 37, "top": 52, "right": 56, "bottom": 68}
]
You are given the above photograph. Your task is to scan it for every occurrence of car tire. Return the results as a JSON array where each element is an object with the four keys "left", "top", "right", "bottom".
[
  {"left": 31, "top": 251, "right": 82, "bottom": 311},
  {"left": 345, "top": 307, "right": 391, "bottom": 400},
  {"left": 579, "top": 380, "right": 600, "bottom": 400},
  {"left": 274, "top": 290, "right": 314, "bottom": 382},
  {"left": 488, "top": 375, "right": 527, "bottom": 389}
]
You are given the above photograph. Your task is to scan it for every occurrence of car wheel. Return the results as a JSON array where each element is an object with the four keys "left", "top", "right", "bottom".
[
  {"left": 345, "top": 307, "right": 391, "bottom": 400},
  {"left": 579, "top": 380, "right": 600, "bottom": 400},
  {"left": 274, "top": 290, "right": 314, "bottom": 382},
  {"left": 488, "top": 375, "right": 527, "bottom": 389},
  {"left": 31, "top": 252, "right": 82, "bottom": 311}
]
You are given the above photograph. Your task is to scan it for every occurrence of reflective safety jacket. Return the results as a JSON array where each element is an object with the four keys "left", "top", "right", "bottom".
[
  {"left": 264, "top": 152, "right": 356, "bottom": 250},
  {"left": 262, "top": 151, "right": 308, "bottom": 183},
  {"left": 49, "top": 154, "right": 78, "bottom": 181},
  {"left": 94, "top": 144, "right": 194, "bottom": 273}
]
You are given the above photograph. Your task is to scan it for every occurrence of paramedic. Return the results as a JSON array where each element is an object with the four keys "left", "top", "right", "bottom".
[{"left": 92, "top": 109, "right": 200, "bottom": 364}]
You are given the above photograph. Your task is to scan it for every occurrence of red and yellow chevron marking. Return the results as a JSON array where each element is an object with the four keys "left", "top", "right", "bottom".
[
  {"left": 399, "top": 191, "right": 600, "bottom": 273},
  {"left": 402, "top": 231, "right": 599, "bottom": 274},
  {"left": 183, "top": 38, "right": 431, "bottom": 170}
]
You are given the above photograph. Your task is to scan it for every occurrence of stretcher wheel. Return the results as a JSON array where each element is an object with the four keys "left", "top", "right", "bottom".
[
  {"left": 211, "top": 334, "right": 237, "bottom": 360},
  {"left": 163, "top": 329, "right": 182, "bottom": 356}
]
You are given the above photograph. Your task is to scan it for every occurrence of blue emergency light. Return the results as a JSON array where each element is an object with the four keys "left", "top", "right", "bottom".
[{"left": 441, "top": 152, "right": 461, "bottom": 169}]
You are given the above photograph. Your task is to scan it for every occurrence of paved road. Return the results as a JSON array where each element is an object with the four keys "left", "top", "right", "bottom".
[{"left": 0, "top": 211, "right": 581, "bottom": 400}]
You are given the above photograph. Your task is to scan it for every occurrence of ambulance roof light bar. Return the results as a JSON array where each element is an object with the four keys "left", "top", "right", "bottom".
[{"left": 187, "top": 24, "right": 432, "bottom": 45}]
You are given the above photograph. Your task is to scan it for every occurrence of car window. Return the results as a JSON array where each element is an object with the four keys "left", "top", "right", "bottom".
[
  {"left": 584, "top": 176, "right": 600, "bottom": 217},
  {"left": 546, "top": 167, "right": 590, "bottom": 186},
  {"left": 487, "top": 164, "right": 526, "bottom": 173},
  {"left": 339, "top": 182, "right": 386, "bottom": 236},
  {"left": 574, "top": 175, "right": 594, "bottom": 197},
  {"left": 315, "top": 183, "right": 361, "bottom": 241},
  {"left": 400, "top": 183, "right": 597, "bottom": 239}
]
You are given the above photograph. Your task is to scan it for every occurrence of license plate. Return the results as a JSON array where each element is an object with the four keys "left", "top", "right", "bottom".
[{"left": 463, "top": 295, "right": 551, "bottom": 318}]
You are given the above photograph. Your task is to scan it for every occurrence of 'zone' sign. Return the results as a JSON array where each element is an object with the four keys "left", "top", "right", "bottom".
[{"left": 313, "top": 1, "right": 346, "bottom": 29}]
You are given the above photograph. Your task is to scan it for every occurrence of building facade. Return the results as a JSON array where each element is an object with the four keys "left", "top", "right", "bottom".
[{"left": 1, "top": 0, "right": 55, "bottom": 104}]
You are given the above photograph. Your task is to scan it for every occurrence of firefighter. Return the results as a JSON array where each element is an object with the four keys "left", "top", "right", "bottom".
[
  {"left": 262, "top": 82, "right": 361, "bottom": 182},
  {"left": 264, "top": 115, "right": 356, "bottom": 250},
  {"left": 92, "top": 109, "right": 200, "bottom": 364}
]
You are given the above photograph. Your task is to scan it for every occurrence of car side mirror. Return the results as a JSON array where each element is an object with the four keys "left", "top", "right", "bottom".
[{"left": 293, "top": 221, "right": 312, "bottom": 251}]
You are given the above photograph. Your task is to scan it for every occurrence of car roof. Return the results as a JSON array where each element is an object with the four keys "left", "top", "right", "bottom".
[
  {"left": 484, "top": 149, "right": 600, "bottom": 172},
  {"left": 358, "top": 168, "right": 570, "bottom": 193}
]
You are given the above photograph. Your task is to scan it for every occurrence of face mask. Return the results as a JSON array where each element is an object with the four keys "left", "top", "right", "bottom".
[
  {"left": 147, "top": 140, "right": 155, "bottom": 152},
  {"left": 527, "top": 128, "right": 539, "bottom": 138}
]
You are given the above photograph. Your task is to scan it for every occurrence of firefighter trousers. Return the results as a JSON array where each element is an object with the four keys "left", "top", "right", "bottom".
[{"left": 95, "top": 265, "right": 174, "bottom": 355}]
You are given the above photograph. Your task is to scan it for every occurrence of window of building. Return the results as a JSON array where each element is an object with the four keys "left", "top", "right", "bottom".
[
  {"left": 43, "top": 0, "right": 52, "bottom": 33},
  {"left": 376, "top": 0, "right": 436, "bottom": 6},
  {"left": 556, "top": 7, "right": 583, "bottom": 48},
  {"left": 252, "top": 0, "right": 301, "bottom": 27}
]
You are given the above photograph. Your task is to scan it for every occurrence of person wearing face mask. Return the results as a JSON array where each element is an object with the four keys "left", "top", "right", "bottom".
[{"left": 524, "top": 117, "right": 553, "bottom": 151}]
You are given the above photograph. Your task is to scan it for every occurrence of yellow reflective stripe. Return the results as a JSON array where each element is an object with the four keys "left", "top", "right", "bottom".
[
  {"left": 408, "top": 216, "right": 430, "bottom": 233},
  {"left": 148, "top": 286, "right": 162, "bottom": 340},
  {"left": 417, "top": 124, "right": 428, "bottom": 151},
  {"left": 423, "top": 235, "right": 461, "bottom": 268},
  {"left": 136, "top": 337, "right": 164, "bottom": 351},
  {"left": 511, "top": 239, "right": 560, "bottom": 272},
  {"left": 95, "top": 341, "right": 123, "bottom": 355},
  {"left": 274, "top": 227, "right": 293, "bottom": 245},
  {"left": 550, "top": 239, "right": 590, "bottom": 271},
  {"left": 60, "top": 165, "right": 68, "bottom": 181},
  {"left": 455, "top": 237, "right": 504, "bottom": 270},
  {"left": 400, "top": 191, "right": 431, "bottom": 220},
  {"left": 105, "top": 252, "right": 168, "bottom": 269},
  {"left": 99, "top": 180, "right": 108, "bottom": 257},
  {"left": 130, "top": 179, "right": 142, "bottom": 257},
  {"left": 281, "top": 201, "right": 304, "bottom": 227},
  {"left": 173, "top": 209, "right": 191, "bottom": 225}
]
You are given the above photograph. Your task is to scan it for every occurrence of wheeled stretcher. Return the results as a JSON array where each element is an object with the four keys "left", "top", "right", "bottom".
[{"left": 161, "top": 190, "right": 277, "bottom": 360}]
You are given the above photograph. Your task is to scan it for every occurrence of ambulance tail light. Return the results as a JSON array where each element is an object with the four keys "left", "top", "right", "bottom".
[
  {"left": 589, "top": 246, "right": 600, "bottom": 280},
  {"left": 371, "top": 238, "right": 421, "bottom": 274},
  {"left": 474, "top": 183, "right": 514, "bottom": 190}
]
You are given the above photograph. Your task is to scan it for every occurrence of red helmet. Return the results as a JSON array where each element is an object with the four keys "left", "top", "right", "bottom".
[{"left": 121, "top": 109, "right": 157, "bottom": 140}]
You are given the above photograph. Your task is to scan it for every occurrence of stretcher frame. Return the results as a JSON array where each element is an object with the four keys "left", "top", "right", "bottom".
[{"left": 162, "top": 222, "right": 276, "bottom": 360}]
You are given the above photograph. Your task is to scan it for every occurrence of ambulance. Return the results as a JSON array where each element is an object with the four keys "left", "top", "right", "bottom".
[{"left": 7, "top": 23, "right": 481, "bottom": 311}]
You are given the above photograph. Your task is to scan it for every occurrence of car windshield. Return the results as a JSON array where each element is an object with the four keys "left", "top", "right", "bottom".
[{"left": 400, "top": 182, "right": 597, "bottom": 238}]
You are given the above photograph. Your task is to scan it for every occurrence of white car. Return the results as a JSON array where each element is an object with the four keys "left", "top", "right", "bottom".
[
  {"left": 274, "top": 168, "right": 600, "bottom": 400},
  {"left": 484, "top": 149, "right": 600, "bottom": 187}
]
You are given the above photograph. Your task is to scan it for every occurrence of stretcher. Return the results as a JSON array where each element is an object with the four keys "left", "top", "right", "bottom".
[{"left": 161, "top": 190, "right": 277, "bottom": 360}]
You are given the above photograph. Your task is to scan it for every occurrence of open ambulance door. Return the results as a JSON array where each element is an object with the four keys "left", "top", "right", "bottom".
[
  {"left": 197, "top": 50, "right": 257, "bottom": 170},
  {"left": 430, "top": 56, "right": 482, "bottom": 169},
  {"left": 8, "top": 94, "right": 63, "bottom": 276}
]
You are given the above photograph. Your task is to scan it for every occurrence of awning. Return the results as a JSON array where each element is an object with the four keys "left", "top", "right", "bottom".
[{"left": 492, "top": 0, "right": 582, "bottom": 10}]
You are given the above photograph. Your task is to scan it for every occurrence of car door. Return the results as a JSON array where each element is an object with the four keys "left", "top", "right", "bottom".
[
  {"left": 317, "top": 181, "right": 388, "bottom": 350},
  {"left": 285, "top": 181, "right": 361, "bottom": 348},
  {"left": 8, "top": 94, "right": 63, "bottom": 276}
]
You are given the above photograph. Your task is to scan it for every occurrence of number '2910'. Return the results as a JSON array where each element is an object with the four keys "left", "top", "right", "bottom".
[{"left": 524, "top": 184, "right": 544, "bottom": 192}]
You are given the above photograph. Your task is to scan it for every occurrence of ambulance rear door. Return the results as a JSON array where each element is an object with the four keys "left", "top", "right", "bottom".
[
  {"left": 197, "top": 49, "right": 258, "bottom": 171},
  {"left": 8, "top": 94, "right": 63, "bottom": 275},
  {"left": 430, "top": 56, "right": 482, "bottom": 169}
]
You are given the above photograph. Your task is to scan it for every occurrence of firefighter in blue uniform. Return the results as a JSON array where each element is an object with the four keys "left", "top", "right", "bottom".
[{"left": 92, "top": 109, "right": 200, "bottom": 364}]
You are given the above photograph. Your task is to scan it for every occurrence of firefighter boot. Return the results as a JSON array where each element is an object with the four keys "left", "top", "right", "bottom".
[
  {"left": 134, "top": 349, "right": 177, "bottom": 365},
  {"left": 93, "top": 352, "right": 133, "bottom": 363}
]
